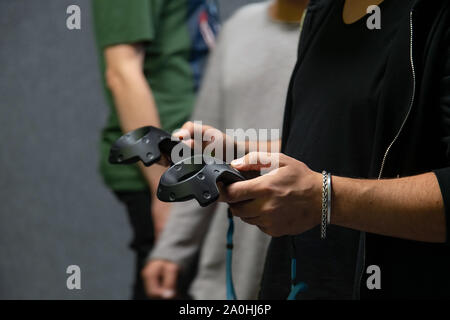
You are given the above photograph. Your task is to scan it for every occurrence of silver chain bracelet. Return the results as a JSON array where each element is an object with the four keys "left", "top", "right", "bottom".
[
  {"left": 321, "top": 171, "right": 328, "bottom": 239},
  {"left": 327, "top": 173, "right": 332, "bottom": 225}
]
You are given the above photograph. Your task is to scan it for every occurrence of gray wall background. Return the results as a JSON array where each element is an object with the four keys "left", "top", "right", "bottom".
[{"left": 0, "top": 0, "right": 262, "bottom": 299}]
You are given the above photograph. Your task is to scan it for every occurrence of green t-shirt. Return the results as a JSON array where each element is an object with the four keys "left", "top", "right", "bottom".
[{"left": 92, "top": 0, "right": 216, "bottom": 191}]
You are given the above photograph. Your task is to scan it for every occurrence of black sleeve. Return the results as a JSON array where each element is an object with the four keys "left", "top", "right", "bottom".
[
  {"left": 432, "top": 27, "right": 450, "bottom": 244},
  {"left": 280, "top": 63, "right": 298, "bottom": 153}
]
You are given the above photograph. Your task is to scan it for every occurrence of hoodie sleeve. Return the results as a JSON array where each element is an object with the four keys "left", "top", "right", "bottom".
[{"left": 433, "top": 27, "right": 450, "bottom": 244}]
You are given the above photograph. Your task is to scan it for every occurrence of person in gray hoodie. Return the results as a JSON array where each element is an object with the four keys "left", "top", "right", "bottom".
[{"left": 142, "top": 0, "right": 308, "bottom": 299}]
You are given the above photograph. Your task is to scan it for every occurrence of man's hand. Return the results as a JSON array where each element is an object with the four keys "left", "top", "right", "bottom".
[
  {"left": 142, "top": 259, "right": 180, "bottom": 299},
  {"left": 222, "top": 152, "right": 322, "bottom": 237},
  {"left": 176, "top": 121, "right": 241, "bottom": 161},
  {"left": 176, "top": 121, "right": 281, "bottom": 162},
  {"left": 225, "top": 153, "right": 446, "bottom": 243}
]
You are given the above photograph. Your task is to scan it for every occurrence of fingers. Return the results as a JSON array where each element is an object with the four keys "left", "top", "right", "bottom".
[
  {"left": 161, "top": 263, "right": 179, "bottom": 299},
  {"left": 231, "top": 152, "right": 285, "bottom": 172},
  {"left": 221, "top": 175, "right": 270, "bottom": 203},
  {"left": 176, "top": 121, "right": 217, "bottom": 152},
  {"left": 177, "top": 121, "right": 213, "bottom": 140},
  {"left": 143, "top": 262, "right": 162, "bottom": 298},
  {"left": 229, "top": 200, "right": 261, "bottom": 218},
  {"left": 174, "top": 122, "right": 197, "bottom": 149},
  {"left": 173, "top": 127, "right": 192, "bottom": 144},
  {"left": 229, "top": 197, "right": 268, "bottom": 218},
  {"left": 179, "top": 121, "right": 195, "bottom": 138},
  {"left": 143, "top": 261, "right": 178, "bottom": 299}
]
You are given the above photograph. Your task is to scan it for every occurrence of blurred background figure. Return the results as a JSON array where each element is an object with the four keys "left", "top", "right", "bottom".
[
  {"left": 143, "top": 0, "right": 308, "bottom": 300},
  {"left": 0, "top": 0, "right": 256, "bottom": 300},
  {"left": 91, "top": 0, "right": 219, "bottom": 299}
]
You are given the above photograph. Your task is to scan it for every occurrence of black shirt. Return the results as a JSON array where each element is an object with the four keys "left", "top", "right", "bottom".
[{"left": 260, "top": 0, "right": 415, "bottom": 299}]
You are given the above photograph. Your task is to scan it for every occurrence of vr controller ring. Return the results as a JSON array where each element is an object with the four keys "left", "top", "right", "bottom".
[
  {"left": 110, "top": 126, "right": 267, "bottom": 300},
  {"left": 109, "top": 126, "right": 179, "bottom": 167},
  {"left": 157, "top": 155, "right": 246, "bottom": 207}
]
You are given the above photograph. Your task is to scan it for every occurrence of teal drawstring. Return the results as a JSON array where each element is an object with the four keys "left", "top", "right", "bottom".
[
  {"left": 226, "top": 209, "right": 237, "bottom": 300},
  {"left": 287, "top": 257, "right": 307, "bottom": 300}
]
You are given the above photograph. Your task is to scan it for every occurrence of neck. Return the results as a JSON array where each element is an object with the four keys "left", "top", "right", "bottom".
[{"left": 269, "top": 0, "right": 309, "bottom": 23}]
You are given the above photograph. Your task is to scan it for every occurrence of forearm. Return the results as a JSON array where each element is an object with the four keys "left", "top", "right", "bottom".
[
  {"left": 106, "top": 46, "right": 164, "bottom": 188},
  {"left": 139, "top": 163, "right": 166, "bottom": 195},
  {"left": 331, "top": 172, "right": 446, "bottom": 243},
  {"left": 112, "top": 79, "right": 164, "bottom": 189},
  {"left": 109, "top": 63, "right": 172, "bottom": 235},
  {"left": 109, "top": 70, "right": 160, "bottom": 133}
]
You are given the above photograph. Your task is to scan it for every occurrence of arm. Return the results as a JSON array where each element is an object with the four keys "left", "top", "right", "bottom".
[
  {"left": 104, "top": 43, "right": 170, "bottom": 237},
  {"left": 142, "top": 32, "right": 228, "bottom": 299},
  {"left": 332, "top": 173, "right": 445, "bottom": 243},
  {"left": 330, "top": 25, "right": 449, "bottom": 242},
  {"left": 224, "top": 152, "right": 446, "bottom": 243},
  {"left": 222, "top": 27, "right": 450, "bottom": 243}
]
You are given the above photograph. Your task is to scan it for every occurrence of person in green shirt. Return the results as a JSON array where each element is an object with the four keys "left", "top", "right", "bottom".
[{"left": 92, "top": 0, "right": 219, "bottom": 299}]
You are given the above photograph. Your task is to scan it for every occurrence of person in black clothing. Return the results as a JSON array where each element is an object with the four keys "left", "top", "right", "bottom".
[{"left": 180, "top": 0, "right": 450, "bottom": 299}]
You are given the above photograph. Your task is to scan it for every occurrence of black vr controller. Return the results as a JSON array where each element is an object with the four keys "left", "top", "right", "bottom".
[
  {"left": 110, "top": 126, "right": 265, "bottom": 300},
  {"left": 109, "top": 126, "right": 256, "bottom": 207},
  {"left": 109, "top": 126, "right": 180, "bottom": 166},
  {"left": 157, "top": 154, "right": 248, "bottom": 207}
]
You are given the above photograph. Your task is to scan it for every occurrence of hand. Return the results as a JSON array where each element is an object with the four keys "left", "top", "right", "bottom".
[
  {"left": 151, "top": 196, "right": 171, "bottom": 240},
  {"left": 176, "top": 121, "right": 244, "bottom": 162},
  {"left": 142, "top": 259, "right": 180, "bottom": 299},
  {"left": 222, "top": 152, "right": 322, "bottom": 237}
]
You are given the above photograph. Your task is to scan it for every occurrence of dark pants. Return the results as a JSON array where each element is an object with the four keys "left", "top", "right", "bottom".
[
  {"left": 115, "top": 189, "right": 197, "bottom": 300},
  {"left": 115, "top": 190, "right": 154, "bottom": 300}
]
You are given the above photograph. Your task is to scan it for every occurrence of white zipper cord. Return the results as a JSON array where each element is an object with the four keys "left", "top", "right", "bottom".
[
  {"left": 357, "top": 10, "right": 417, "bottom": 299},
  {"left": 377, "top": 11, "right": 417, "bottom": 179}
]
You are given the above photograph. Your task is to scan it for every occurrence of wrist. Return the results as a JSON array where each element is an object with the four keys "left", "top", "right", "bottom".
[
  {"left": 328, "top": 175, "right": 344, "bottom": 226},
  {"left": 305, "top": 170, "right": 323, "bottom": 227},
  {"left": 329, "top": 176, "right": 373, "bottom": 227}
]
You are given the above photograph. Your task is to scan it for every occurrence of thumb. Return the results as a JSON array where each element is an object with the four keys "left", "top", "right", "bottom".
[{"left": 231, "top": 152, "right": 281, "bottom": 171}]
